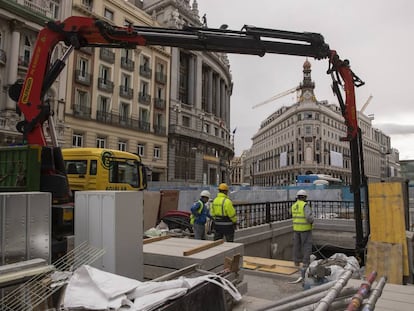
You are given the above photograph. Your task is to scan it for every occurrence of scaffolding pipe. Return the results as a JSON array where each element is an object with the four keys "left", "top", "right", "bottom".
[
  {"left": 256, "top": 280, "right": 337, "bottom": 310},
  {"left": 297, "top": 296, "right": 353, "bottom": 311},
  {"left": 314, "top": 270, "right": 354, "bottom": 311},
  {"left": 361, "top": 276, "right": 387, "bottom": 311},
  {"left": 268, "top": 287, "right": 357, "bottom": 311},
  {"left": 346, "top": 271, "right": 377, "bottom": 311}
]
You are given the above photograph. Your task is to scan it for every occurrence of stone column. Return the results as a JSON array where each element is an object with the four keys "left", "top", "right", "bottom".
[
  {"left": 194, "top": 55, "right": 202, "bottom": 110},
  {"left": 188, "top": 55, "right": 195, "bottom": 105},
  {"left": 215, "top": 75, "right": 220, "bottom": 118},
  {"left": 207, "top": 69, "right": 213, "bottom": 113},
  {"left": 220, "top": 80, "right": 226, "bottom": 120},
  {"left": 6, "top": 20, "right": 23, "bottom": 110}
]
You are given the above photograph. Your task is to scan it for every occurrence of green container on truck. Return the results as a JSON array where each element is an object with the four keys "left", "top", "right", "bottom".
[{"left": 0, "top": 145, "right": 42, "bottom": 192}]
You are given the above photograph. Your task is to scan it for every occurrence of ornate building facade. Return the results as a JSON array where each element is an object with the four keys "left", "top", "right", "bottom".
[
  {"left": 0, "top": 0, "right": 71, "bottom": 145},
  {"left": 243, "top": 60, "right": 400, "bottom": 186},
  {"left": 141, "top": 0, "right": 234, "bottom": 185},
  {"left": 65, "top": 0, "right": 171, "bottom": 181}
]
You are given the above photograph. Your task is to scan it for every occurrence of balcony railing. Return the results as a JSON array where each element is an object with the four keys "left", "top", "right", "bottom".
[
  {"left": 72, "top": 104, "right": 91, "bottom": 119},
  {"left": 96, "top": 110, "right": 151, "bottom": 133},
  {"left": 119, "top": 86, "right": 133, "bottom": 99},
  {"left": 121, "top": 57, "right": 135, "bottom": 71},
  {"left": 138, "top": 92, "right": 151, "bottom": 105},
  {"left": 153, "top": 124, "right": 166, "bottom": 136},
  {"left": 99, "top": 48, "right": 115, "bottom": 63},
  {"left": 155, "top": 71, "right": 167, "bottom": 84},
  {"left": 0, "top": 49, "right": 6, "bottom": 65},
  {"left": 20, "top": 0, "right": 50, "bottom": 17},
  {"left": 74, "top": 70, "right": 92, "bottom": 86},
  {"left": 97, "top": 78, "right": 114, "bottom": 93},
  {"left": 139, "top": 65, "right": 152, "bottom": 78},
  {"left": 154, "top": 98, "right": 166, "bottom": 110},
  {"left": 80, "top": 47, "right": 93, "bottom": 54}
]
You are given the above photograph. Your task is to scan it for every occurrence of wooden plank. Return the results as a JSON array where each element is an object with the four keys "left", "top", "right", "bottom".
[
  {"left": 258, "top": 266, "right": 298, "bottom": 275},
  {"left": 224, "top": 253, "right": 241, "bottom": 273},
  {"left": 365, "top": 240, "right": 403, "bottom": 284},
  {"left": 183, "top": 239, "right": 224, "bottom": 256},
  {"left": 243, "top": 256, "right": 296, "bottom": 268},
  {"left": 369, "top": 182, "right": 409, "bottom": 276},
  {"left": 242, "top": 262, "right": 258, "bottom": 270},
  {"left": 143, "top": 235, "right": 171, "bottom": 244}
]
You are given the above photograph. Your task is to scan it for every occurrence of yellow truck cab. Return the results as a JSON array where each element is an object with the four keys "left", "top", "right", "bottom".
[{"left": 62, "top": 148, "right": 147, "bottom": 193}]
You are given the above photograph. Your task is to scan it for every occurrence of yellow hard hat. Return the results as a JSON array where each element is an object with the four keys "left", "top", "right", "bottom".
[{"left": 218, "top": 183, "right": 229, "bottom": 191}]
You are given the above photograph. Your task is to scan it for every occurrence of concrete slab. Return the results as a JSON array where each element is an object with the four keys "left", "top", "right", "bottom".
[{"left": 143, "top": 238, "right": 244, "bottom": 279}]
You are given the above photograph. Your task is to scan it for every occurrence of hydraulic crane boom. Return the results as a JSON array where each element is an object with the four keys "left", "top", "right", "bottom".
[{"left": 9, "top": 15, "right": 368, "bottom": 262}]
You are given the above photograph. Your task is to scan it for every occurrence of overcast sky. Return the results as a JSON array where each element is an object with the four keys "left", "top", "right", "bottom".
[{"left": 196, "top": 0, "right": 414, "bottom": 160}]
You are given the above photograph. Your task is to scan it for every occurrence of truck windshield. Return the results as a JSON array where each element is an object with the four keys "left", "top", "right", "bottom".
[{"left": 109, "top": 160, "right": 139, "bottom": 188}]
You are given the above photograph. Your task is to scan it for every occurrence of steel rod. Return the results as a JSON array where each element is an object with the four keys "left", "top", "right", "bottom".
[
  {"left": 361, "top": 276, "right": 387, "bottom": 311},
  {"left": 314, "top": 269, "right": 353, "bottom": 311}
]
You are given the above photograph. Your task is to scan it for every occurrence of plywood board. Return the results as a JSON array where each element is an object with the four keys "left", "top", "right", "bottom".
[
  {"left": 368, "top": 182, "right": 409, "bottom": 277},
  {"left": 365, "top": 240, "right": 403, "bottom": 284},
  {"left": 258, "top": 266, "right": 298, "bottom": 275},
  {"left": 158, "top": 190, "right": 179, "bottom": 218},
  {"left": 243, "top": 256, "right": 296, "bottom": 267},
  {"left": 143, "top": 191, "right": 161, "bottom": 231}
]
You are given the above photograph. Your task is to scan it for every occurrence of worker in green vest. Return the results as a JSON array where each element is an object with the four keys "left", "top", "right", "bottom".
[
  {"left": 190, "top": 190, "right": 211, "bottom": 240},
  {"left": 210, "top": 183, "right": 237, "bottom": 242},
  {"left": 291, "top": 189, "right": 314, "bottom": 270}
]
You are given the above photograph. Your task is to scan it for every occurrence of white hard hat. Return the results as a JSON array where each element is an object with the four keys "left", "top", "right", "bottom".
[
  {"left": 296, "top": 189, "right": 307, "bottom": 197},
  {"left": 200, "top": 190, "right": 211, "bottom": 198}
]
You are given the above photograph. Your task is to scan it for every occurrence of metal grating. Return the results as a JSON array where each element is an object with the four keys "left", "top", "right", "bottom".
[{"left": 0, "top": 241, "right": 104, "bottom": 311}]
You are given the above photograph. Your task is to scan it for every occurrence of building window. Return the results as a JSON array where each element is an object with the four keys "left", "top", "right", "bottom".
[
  {"left": 76, "top": 89, "right": 89, "bottom": 107},
  {"left": 104, "top": 8, "right": 114, "bottom": 20},
  {"left": 49, "top": 0, "right": 60, "bottom": 19},
  {"left": 100, "top": 65, "right": 110, "bottom": 82},
  {"left": 22, "top": 35, "right": 32, "bottom": 66},
  {"left": 82, "top": 0, "right": 93, "bottom": 10},
  {"left": 140, "top": 81, "right": 148, "bottom": 95},
  {"left": 96, "top": 137, "right": 106, "bottom": 148},
  {"left": 153, "top": 146, "right": 161, "bottom": 159},
  {"left": 124, "top": 19, "right": 132, "bottom": 27},
  {"left": 203, "top": 123, "right": 210, "bottom": 134},
  {"left": 179, "top": 52, "right": 190, "bottom": 104},
  {"left": 182, "top": 116, "right": 190, "bottom": 127},
  {"left": 120, "top": 102, "right": 130, "bottom": 121},
  {"left": 98, "top": 96, "right": 110, "bottom": 112},
  {"left": 121, "top": 73, "right": 131, "bottom": 90},
  {"left": 73, "top": 133, "right": 83, "bottom": 147},
  {"left": 137, "top": 144, "right": 145, "bottom": 157},
  {"left": 118, "top": 140, "right": 127, "bottom": 151},
  {"left": 78, "top": 57, "right": 88, "bottom": 79}
]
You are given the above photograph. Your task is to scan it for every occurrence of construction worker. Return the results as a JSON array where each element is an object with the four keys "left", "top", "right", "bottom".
[
  {"left": 210, "top": 183, "right": 237, "bottom": 242},
  {"left": 291, "top": 189, "right": 314, "bottom": 272},
  {"left": 190, "top": 190, "right": 211, "bottom": 240}
]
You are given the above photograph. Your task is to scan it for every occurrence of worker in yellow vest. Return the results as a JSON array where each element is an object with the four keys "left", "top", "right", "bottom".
[
  {"left": 291, "top": 189, "right": 314, "bottom": 269},
  {"left": 190, "top": 190, "right": 211, "bottom": 240},
  {"left": 210, "top": 183, "right": 237, "bottom": 242}
]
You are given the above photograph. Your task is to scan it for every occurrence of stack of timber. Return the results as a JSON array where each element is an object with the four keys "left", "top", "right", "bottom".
[{"left": 242, "top": 256, "right": 299, "bottom": 275}]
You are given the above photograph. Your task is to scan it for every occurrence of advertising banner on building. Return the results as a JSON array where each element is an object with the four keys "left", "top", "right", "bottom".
[
  {"left": 280, "top": 152, "right": 287, "bottom": 167},
  {"left": 330, "top": 151, "right": 343, "bottom": 168}
]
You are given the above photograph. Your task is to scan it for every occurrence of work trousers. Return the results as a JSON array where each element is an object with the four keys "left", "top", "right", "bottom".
[
  {"left": 293, "top": 230, "right": 313, "bottom": 267},
  {"left": 214, "top": 231, "right": 234, "bottom": 242},
  {"left": 193, "top": 223, "right": 206, "bottom": 240}
]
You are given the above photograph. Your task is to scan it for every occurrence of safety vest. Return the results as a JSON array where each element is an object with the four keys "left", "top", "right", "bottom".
[
  {"left": 190, "top": 200, "right": 203, "bottom": 225},
  {"left": 291, "top": 200, "right": 312, "bottom": 232}
]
